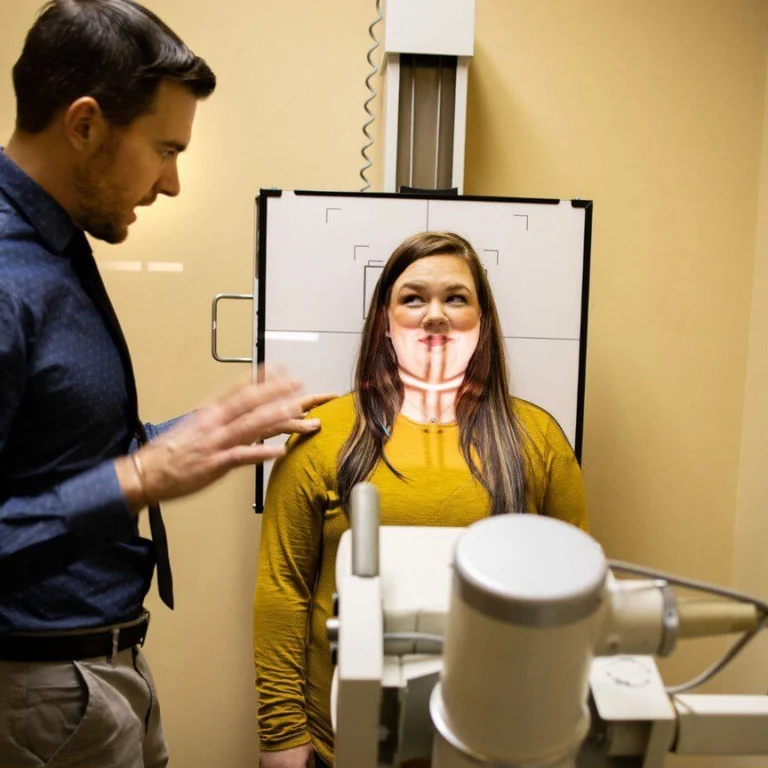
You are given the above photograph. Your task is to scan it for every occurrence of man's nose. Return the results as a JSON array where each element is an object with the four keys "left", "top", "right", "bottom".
[{"left": 158, "top": 161, "right": 181, "bottom": 198}]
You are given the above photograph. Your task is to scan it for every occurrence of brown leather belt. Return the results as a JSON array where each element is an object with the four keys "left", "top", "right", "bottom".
[{"left": 0, "top": 611, "right": 150, "bottom": 662}]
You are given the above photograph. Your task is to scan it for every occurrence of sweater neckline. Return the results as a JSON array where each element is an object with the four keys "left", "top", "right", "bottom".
[{"left": 396, "top": 412, "right": 458, "bottom": 429}]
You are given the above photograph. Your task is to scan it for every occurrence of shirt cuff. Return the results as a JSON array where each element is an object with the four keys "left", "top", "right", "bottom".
[
  {"left": 60, "top": 461, "right": 137, "bottom": 547},
  {"left": 258, "top": 732, "right": 312, "bottom": 753}
]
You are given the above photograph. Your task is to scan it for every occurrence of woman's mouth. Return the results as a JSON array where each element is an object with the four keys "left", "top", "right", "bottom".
[{"left": 420, "top": 335, "right": 452, "bottom": 347}]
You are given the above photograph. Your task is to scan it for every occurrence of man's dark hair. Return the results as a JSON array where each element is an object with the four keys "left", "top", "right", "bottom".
[{"left": 13, "top": 0, "right": 216, "bottom": 133}]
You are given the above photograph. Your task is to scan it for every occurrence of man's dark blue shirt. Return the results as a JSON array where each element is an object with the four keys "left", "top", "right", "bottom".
[{"left": 0, "top": 150, "right": 166, "bottom": 635}]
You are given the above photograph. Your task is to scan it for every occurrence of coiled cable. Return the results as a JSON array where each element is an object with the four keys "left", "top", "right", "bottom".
[{"left": 360, "top": 0, "right": 383, "bottom": 192}]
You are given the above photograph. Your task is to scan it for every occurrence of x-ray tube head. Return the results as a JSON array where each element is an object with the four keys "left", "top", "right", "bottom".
[{"left": 432, "top": 515, "right": 608, "bottom": 767}]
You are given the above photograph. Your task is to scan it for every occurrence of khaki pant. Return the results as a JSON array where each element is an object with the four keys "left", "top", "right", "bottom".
[{"left": 0, "top": 647, "right": 168, "bottom": 768}]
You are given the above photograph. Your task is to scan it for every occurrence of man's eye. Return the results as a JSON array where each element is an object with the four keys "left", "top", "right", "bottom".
[{"left": 161, "top": 149, "right": 176, "bottom": 160}]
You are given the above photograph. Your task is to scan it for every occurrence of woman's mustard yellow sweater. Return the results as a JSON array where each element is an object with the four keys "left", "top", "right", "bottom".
[{"left": 253, "top": 394, "right": 587, "bottom": 765}]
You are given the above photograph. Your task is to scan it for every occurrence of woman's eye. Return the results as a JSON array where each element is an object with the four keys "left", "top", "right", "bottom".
[
  {"left": 447, "top": 295, "right": 467, "bottom": 305},
  {"left": 403, "top": 294, "right": 424, "bottom": 305}
]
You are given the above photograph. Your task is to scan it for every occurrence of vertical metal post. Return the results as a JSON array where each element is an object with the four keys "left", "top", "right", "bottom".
[
  {"left": 409, "top": 60, "right": 416, "bottom": 188},
  {"left": 350, "top": 483, "right": 380, "bottom": 577},
  {"left": 434, "top": 56, "right": 443, "bottom": 189}
]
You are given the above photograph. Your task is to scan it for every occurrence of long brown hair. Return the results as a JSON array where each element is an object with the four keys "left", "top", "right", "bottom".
[{"left": 337, "top": 231, "right": 530, "bottom": 516}]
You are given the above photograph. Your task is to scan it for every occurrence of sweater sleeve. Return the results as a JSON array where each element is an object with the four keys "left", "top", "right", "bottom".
[
  {"left": 253, "top": 433, "right": 328, "bottom": 752},
  {"left": 541, "top": 418, "right": 589, "bottom": 532}
]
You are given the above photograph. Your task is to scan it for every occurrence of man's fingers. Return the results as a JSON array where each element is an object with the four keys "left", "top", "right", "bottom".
[
  {"left": 285, "top": 418, "right": 322, "bottom": 435},
  {"left": 252, "top": 362, "right": 293, "bottom": 386},
  {"left": 214, "top": 376, "right": 303, "bottom": 427},
  {"left": 196, "top": 364, "right": 289, "bottom": 408},
  {"left": 259, "top": 417, "right": 322, "bottom": 441},
  {"left": 196, "top": 371, "right": 252, "bottom": 410},
  {"left": 216, "top": 397, "right": 305, "bottom": 449},
  {"left": 224, "top": 443, "right": 288, "bottom": 467}
]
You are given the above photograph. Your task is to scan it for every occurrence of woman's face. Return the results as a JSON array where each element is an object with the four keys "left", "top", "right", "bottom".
[{"left": 387, "top": 254, "right": 482, "bottom": 384}]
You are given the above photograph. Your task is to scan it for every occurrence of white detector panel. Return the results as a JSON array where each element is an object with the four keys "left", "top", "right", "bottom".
[
  {"left": 255, "top": 191, "right": 591, "bottom": 508},
  {"left": 428, "top": 200, "right": 585, "bottom": 339},
  {"left": 258, "top": 331, "right": 361, "bottom": 500},
  {"left": 505, "top": 338, "right": 581, "bottom": 443},
  {"left": 264, "top": 195, "right": 427, "bottom": 333},
  {"left": 263, "top": 332, "right": 360, "bottom": 399}
]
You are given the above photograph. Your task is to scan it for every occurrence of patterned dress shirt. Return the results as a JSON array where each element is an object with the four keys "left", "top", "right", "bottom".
[{"left": 0, "top": 149, "right": 174, "bottom": 634}]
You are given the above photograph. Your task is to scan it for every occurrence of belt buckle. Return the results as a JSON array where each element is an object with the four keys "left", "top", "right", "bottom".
[
  {"left": 138, "top": 609, "right": 151, "bottom": 647},
  {"left": 109, "top": 627, "right": 120, "bottom": 663},
  {"left": 107, "top": 609, "right": 150, "bottom": 662}
]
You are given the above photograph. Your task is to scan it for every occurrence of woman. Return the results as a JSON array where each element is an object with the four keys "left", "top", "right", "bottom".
[{"left": 253, "top": 232, "right": 587, "bottom": 768}]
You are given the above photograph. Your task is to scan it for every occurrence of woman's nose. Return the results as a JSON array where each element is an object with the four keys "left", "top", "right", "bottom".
[{"left": 422, "top": 301, "right": 449, "bottom": 332}]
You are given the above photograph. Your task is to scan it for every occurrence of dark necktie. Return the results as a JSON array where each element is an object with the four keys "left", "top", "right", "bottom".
[{"left": 66, "top": 231, "right": 174, "bottom": 609}]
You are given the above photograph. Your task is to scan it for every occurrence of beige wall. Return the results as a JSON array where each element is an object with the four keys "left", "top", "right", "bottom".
[
  {"left": 719, "top": 36, "right": 768, "bottom": 768},
  {"left": 466, "top": 0, "right": 768, "bottom": 705},
  {"left": 1, "top": 1, "right": 768, "bottom": 767}
]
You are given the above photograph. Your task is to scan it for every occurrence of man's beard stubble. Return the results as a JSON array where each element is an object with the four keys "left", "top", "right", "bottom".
[{"left": 72, "top": 132, "right": 129, "bottom": 245}]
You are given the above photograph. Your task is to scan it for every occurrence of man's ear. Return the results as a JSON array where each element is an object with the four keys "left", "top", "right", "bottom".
[{"left": 63, "top": 97, "right": 108, "bottom": 152}]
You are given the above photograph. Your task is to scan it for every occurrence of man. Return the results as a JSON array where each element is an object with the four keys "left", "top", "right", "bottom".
[{"left": 0, "top": 2, "right": 327, "bottom": 766}]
